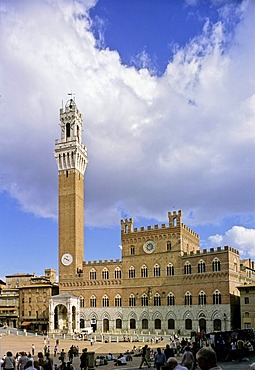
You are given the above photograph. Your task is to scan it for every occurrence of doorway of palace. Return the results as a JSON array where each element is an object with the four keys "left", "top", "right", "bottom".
[
  {"left": 155, "top": 319, "right": 161, "bottom": 330},
  {"left": 80, "top": 319, "right": 85, "bottom": 329},
  {"left": 91, "top": 318, "right": 97, "bottom": 332},
  {"left": 103, "top": 318, "right": 109, "bottom": 332},
  {"left": 130, "top": 319, "right": 136, "bottom": 329},
  {"left": 199, "top": 318, "right": 206, "bottom": 333},
  {"left": 142, "top": 319, "right": 148, "bottom": 330},
  {"left": 116, "top": 319, "right": 122, "bottom": 329}
]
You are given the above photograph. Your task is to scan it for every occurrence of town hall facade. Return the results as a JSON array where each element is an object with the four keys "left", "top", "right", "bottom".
[{"left": 49, "top": 99, "right": 255, "bottom": 336}]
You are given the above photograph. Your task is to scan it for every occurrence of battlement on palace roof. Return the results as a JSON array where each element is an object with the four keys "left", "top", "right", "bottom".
[
  {"left": 181, "top": 245, "right": 239, "bottom": 257},
  {"left": 121, "top": 210, "right": 199, "bottom": 239},
  {"left": 84, "top": 259, "right": 121, "bottom": 266}
]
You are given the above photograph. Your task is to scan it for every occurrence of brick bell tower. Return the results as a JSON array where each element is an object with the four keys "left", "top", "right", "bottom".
[{"left": 54, "top": 98, "right": 88, "bottom": 282}]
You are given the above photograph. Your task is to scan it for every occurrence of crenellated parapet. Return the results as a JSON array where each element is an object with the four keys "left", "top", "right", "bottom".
[
  {"left": 181, "top": 245, "right": 240, "bottom": 257},
  {"left": 181, "top": 223, "right": 199, "bottom": 238},
  {"left": 84, "top": 259, "right": 121, "bottom": 266},
  {"left": 121, "top": 210, "right": 198, "bottom": 238}
]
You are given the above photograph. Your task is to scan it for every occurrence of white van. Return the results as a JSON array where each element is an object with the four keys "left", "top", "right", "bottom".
[{"left": 80, "top": 327, "right": 93, "bottom": 335}]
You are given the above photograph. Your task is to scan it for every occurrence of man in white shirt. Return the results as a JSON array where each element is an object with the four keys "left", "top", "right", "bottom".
[
  {"left": 167, "top": 357, "right": 188, "bottom": 370},
  {"left": 114, "top": 354, "right": 127, "bottom": 366},
  {"left": 196, "top": 347, "right": 223, "bottom": 370}
]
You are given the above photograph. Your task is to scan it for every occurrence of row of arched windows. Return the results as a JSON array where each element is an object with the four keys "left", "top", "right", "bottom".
[
  {"left": 84, "top": 318, "right": 222, "bottom": 332},
  {"left": 128, "top": 258, "right": 221, "bottom": 278},
  {"left": 89, "top": 258, "right": 222, "bottom": 281},
  {"left": 129, "top": 263, "right": 174, "bottom": 278},
  {"left": 89, "top": 267, "right": 122, "bottom": 280},
  {"left": 80, "top": 290, "right": 222, "bottom": 308}
]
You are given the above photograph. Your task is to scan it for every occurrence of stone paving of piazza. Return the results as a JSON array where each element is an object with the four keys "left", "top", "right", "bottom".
[{"left": 0, "top": 330, "right": 254, "bottom": 370}]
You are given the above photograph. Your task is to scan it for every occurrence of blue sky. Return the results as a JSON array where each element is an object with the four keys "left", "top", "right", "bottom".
[{"left": 0, "top": 0, "right": 255, "bottom": 279}]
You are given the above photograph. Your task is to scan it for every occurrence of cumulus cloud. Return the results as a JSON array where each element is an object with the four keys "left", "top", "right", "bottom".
[
  {"left": 209, "top": 226, "right": 255, "bottom": 259},
  {"left": 0, "top": 0, "right": 254, "bottom": 246}
]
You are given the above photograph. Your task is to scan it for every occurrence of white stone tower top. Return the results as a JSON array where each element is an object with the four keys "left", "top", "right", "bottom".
[{"left": 54, "top": 99, "right": 88, "bottom": 174}]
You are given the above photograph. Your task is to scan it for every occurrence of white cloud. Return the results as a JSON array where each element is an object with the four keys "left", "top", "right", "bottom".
[
  {"left": 0, "top": 0, "right": 254, "bottom": 239},
  {"left": 209, "top": 226, "right": 255, "bottom": 259}
]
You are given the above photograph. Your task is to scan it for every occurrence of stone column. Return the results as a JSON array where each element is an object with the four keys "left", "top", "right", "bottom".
[
  {"left": 67, "top": 301, "right": 72, "bottom": 334},
  {"left": 49, "top": 299, "right": 54, "bottom": 333}
]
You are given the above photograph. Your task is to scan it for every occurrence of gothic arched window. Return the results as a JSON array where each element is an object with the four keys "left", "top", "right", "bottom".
[
  {"left": 102, "top": 268, "right": 109, "bottom": 280},
  {"left": 90, "top": 268, "right": 96, "bottom": 280},
  {"left": 154, "top": 264, "right": 161, "bottom": 277},
  {"left": 167, "top": 263, "right": 174, "bottom": 276},
  {"left": 185, "top": 291, "right": 192, "bottom": 306},
  {"left": 80, "top": 296, "right": 85, "bottom": 308},
  {"left": 141, "top": 265, "right": 148, "bottom": 278},
  {"left": 167, "top": 292, "right": 175, "bottom": 306},
  {"left": 90, "top": 295, "right": 96, "bottom": 307},
  {"left": 154, "top": 293, "right": 161, "bottom": 306},
  {"left": 129, "top": 294, "right": 136, "bottom": 307},
  {"left": 102, "top": 294, "right": 109, "bottom": 307},
  {"left": 198, "top": 259, "right": 206, "bottom": 273},
  {"left": 198, "top": 291, "right": 206, "bottom": 305},
  {"left": 212, "top": 258, "right": 221, "bottom": 272},
  {"left": 184, "top": 262, "right": 191, "bottom": 275},
  {"left": 129, "top": 266, "right": 135, "bottom": 278},
  {"left": 114, "top": 267, "right": 122, "bottom": 279},
  {"left": 213, "top": 290, "right": 222, "bottom": 305},
  {"left": 114, "top": 294, "right": 122, "bottom": 307},
  {"left": 141, "top": 294, "right": 148, "bottom": 307}
]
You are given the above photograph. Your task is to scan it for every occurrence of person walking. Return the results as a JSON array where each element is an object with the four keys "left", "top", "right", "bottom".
[
  {"left": 196, "top": 347, "right": 223, "bottom": 370},
  {"left": 139, "top": 345, "right": 151, "bottom": 368},
  {"left": 164, "top": 344, "right": 174, "bottom": 361},
  {"left": 80, "top": 348, "right": 88, "bottom": 370},
  {"left": 181, "top": 347, "right": 194, "bottom": 370},
  {"left": 18, "top": 352, "right": 28, "bottom": 370},
  {"left": 59, "top": 349, "right": 66, "bottom": 364},
  {"left": 154, "top": 347, "right": 166, "bottom": 370}
]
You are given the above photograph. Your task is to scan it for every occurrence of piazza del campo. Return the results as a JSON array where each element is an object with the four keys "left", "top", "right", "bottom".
[{"left": 1, "top": 99, "right": 255, "bottom": 338}]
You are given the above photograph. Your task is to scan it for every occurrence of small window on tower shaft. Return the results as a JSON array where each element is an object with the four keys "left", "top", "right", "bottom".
[
  {"left": 66, "top": 171, "right": 68, "bottom": 177},
  {"left": 66, "top": 123, "right": 71, "bottom": 138},
  {"left": 77, "top": 125, "right": 80, "bottom": 141},
  {"left": 131, "top": 246, "right": 135, "bottom": 255}
]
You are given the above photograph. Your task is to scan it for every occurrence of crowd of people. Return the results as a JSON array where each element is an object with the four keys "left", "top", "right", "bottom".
[
  {"left": 0, "top": 339, "right": 81, "bottom": 370},
  {"left": 1, "top": 331, "right": 254, "bottom": 370}
]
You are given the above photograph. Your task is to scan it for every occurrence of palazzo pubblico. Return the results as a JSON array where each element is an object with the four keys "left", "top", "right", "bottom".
[{"left": 1, "top": 99, "right": 255, "bottom": 336}]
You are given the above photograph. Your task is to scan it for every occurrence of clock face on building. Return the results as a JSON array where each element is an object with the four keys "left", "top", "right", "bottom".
[
  {"left": 143, "top": 240, "right": 156, "bottom": 254},
  {"left": 61, "top": 253, "right": 73, "bottom": 266}
]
